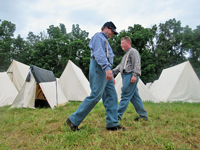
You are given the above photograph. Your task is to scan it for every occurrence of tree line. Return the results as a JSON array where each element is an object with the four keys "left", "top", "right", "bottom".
[{"left": 0, "top": 18, "right": 199, "bottom": 83}]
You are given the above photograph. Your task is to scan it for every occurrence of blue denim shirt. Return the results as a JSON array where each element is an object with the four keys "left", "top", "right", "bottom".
[{"left": 89, "top": 32, "right": 114, "bottom": 71}]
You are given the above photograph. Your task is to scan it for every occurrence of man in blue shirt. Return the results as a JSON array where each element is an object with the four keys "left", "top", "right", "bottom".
[{"left": 66, "top": 21, "right": 125, "bottom": 131}]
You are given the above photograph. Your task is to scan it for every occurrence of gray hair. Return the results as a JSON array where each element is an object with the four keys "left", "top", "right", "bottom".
[{"left": 121, "top": 36, "right": 132, "bottom": 45}]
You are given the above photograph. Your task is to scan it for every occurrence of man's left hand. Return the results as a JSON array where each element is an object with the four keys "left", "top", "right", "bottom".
[
  {"left": 130, "top": 76, "right": 137, "bottom": 83},
  {"left": 106, "top": 70, "right": 113, "bottom": 81}
]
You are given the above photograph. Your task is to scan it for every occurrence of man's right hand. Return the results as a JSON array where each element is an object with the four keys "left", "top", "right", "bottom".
[{"left": 106, "top": 70, "right": 113, "bottom": 81}]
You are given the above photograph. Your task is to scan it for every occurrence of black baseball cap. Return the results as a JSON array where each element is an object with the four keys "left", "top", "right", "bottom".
[{"left": 103, "top": 21, "right": 118, "bottom": 35}]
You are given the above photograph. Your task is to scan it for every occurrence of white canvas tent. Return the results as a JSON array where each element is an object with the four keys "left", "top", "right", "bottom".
[
  {"left": 7, "top": 60, "right": 30, "bottom": 91},
  {"left": 0, "top": 72, "right": 18, "bottom": 107},
  {"left": 58, "top": 60, "right": 91, "bottom": 101},
  {"left": 115, "top": 73, "right": 159, "bottom": 102},
  {"left": 146, "top": 82, "right": 152, "bottom": 89},
  {"left": 10, "top": 66, "right": 68, "bottom": 109},
  {"left": 149, "top": 80, "right": 158, "bottom": 93},
  {"left": 151, "top": 61, "right": 200, "bottom": 102}
]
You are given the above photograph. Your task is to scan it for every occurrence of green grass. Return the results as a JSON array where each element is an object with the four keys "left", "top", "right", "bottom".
[{"left": 0, "top": 102, "right": 200, "bottom": 150}]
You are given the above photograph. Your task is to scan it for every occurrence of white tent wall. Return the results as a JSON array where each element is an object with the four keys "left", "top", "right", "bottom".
[
  {"left": 151, "top": 61, "right": 200, "bottom": 102},
  {"left": 115, "top": 73, "right": 123, "bottom": 101},
  {"left": 115, "top": 73, "right": 159, "bottom": 102},
  {"left": 151, "top": 62, "right": 185, "bottom": 102},
  {"left": 7, "top": 60, "right": 30, "bottom": 91},
  {"left": 10, "top": 73, "right": 36, "bottom": 109},
  {"left": 0, "top": 72, "right": 18, "bottom": 107},
  {"left": 168, "top": 61, "right": 200, "bottom": 102},
  {"left": 146, "top": 82, "right": 152, "bottom": 89},
  {"left": 39, "top": 81, "right": 68, "bottom": 109},
  {"left": 58, "top": 60, "right": 91, "bottom": 101},
  {"left": 149, "top": 80, "right": 158, "bottom": 93},
  {"left": 137, "top": 79, "right": 159, "bottom": 102}
]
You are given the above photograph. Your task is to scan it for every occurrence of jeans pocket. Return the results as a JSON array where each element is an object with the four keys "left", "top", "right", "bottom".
[
  {"left": 121, "top": 74, "right": 133, "bottom": 94},
  {"left": 121, "top": 82, "right": 132, "bottom": 94}
]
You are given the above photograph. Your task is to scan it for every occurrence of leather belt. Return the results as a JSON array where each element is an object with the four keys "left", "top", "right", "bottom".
[
  {"left": 123, "top": 69, "right": 130, "bottom": 74},
  {"left": 92, "top": 56, "right": 109, "bottom": 61}
]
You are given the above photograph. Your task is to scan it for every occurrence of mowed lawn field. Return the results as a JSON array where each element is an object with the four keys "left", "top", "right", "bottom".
[{"left": 0, "top": 101, "right": 200, "bottom": 150}]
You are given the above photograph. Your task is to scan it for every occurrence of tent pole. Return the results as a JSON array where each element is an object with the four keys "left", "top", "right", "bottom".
[{"left": 56, "top": 79, "right": 58, "bottom": 106}]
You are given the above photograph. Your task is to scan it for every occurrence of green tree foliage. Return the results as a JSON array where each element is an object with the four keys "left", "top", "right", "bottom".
[
  {"left": 60, "top": 23, "right": 67, "bottom": 35},
  {"left": 12, "top": 34, "right": 31, "bottom": 65},
  {"left": 30, "top": 38, "right": 60, "bottom": 75},
  {"left": 67, "top": 24, "right": 90, "bottom": 78},
  {"left": 182, "top": 25, "right": 200, "bottom": 78},
  {"left": 26, "top": 31, "right": 45, "bottom": 46},
  {"left": 153, "top": 18, "right": 187, "bottom": 79},
  {"left": 47, "top": 25, "right": 63, "bottom": 39},
  {"left": 1, "top": 19, "right": 199, "bottom": 82},
  {"left": 28, "top": 23, "right": 90, "bottom": 78},
  {"left": 68, "top": 24, "right": 89, "bottom": 41},
  {"left": 128, "top": 24, "right": 157, "bottom": 83},
  {"left": 0, "top": 20, "right": 16, "bottom": 71},
  {"left": 31, "top": 24, "right": 67, "bottom": 77}
]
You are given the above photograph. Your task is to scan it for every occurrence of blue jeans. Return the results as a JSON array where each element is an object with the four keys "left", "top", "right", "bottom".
[
  {"left": 118, "top": 73, "right": 148, "bottom": 120},
  {"left": 69, "top": 59, "right": 118, "bottom": 127}
]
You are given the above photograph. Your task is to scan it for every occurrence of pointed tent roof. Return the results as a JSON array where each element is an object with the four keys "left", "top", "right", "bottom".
[
  {"left": 0, "top": 72, "right": 18, "bottom": 107},
  {"left": 7, "top": 60, "right": 30, "bottom": 91},
  {"left": 10, "top": 66, "right": 68, "bottom": 109},
  {"left": 58, "top": 60, "right": 91, "bottom": 101},
  {"left": 115, "top": 73, "right": 159, "bottom": 102},
  {"left": 151, "top": 61, "right": 200, "bottom": 102}
]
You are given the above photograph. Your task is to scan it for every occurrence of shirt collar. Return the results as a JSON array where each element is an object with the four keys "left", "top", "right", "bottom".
[
  {"left": 126, "top": 47, "right": 132, "bottom": 52},
  {"left": 101, "top": 32, "right": 107, "bottom": 39}
]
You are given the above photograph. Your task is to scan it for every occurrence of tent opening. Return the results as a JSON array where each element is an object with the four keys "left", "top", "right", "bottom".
[{"left": 35, "top": 84, "right": 50, "bottom": 108}]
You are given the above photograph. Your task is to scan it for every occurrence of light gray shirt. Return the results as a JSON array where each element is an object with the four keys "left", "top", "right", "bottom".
[{"left": 112, "top": 47, "right": 141, "bottom": 77}]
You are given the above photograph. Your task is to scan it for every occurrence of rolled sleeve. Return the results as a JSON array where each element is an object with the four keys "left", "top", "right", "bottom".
[{"left": 112, "top": 64, "right": 121, "bottom": 75}]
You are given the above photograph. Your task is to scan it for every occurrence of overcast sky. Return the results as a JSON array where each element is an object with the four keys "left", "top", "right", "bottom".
[{"left": 1, "top": 0, "right": 199, "bottom": 39}]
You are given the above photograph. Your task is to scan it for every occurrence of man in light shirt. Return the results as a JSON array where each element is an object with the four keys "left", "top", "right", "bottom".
[
  {"left": 112, "top": 36, "right": 148, "bottom": 121},
  {"left": 66, "top": 21, "right": 125, "bottom": 131}
]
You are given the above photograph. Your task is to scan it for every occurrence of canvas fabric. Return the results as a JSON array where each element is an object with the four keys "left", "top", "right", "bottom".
[
  {"left": 0, "top": 72, "right": 18, "bottom": 107},
  {"left": 58, "top": 60, "right": 91, "bottom": 101}
]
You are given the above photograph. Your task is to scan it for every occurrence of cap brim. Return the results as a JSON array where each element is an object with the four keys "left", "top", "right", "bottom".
[
  {"left": 113, "top": 30, "right": 118, "bottom": 35},
  {"left": 112, "top": 29, "right": 118, "bottom": 35},
  {"left": 109, "top": 27, "right": 118, "bottom": 35}
]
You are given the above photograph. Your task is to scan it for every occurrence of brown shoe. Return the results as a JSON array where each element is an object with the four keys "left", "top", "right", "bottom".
[
  {"left": 106, "top": 125, "right": 126, "bottom": 131},
  {"left": 66, "top": 118, "right": 80, "bottom": 131}
]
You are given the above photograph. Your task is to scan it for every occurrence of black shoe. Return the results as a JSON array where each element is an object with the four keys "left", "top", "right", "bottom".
[
  {"left": 66, "top": 118, "right": 80, "bottom": 131},
  {"left": 134, "top": 117, "right": 148, "bottom": 121},
  {"left": 106, "top": 125, "right": 126, "bottom": 131}
]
